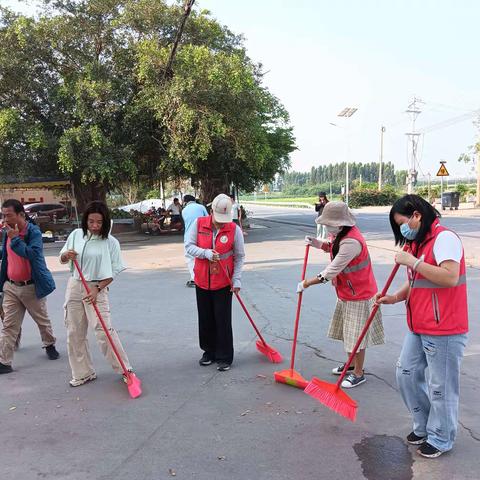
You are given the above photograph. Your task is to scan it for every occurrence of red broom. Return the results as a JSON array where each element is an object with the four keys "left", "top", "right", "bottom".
[
  {"left": 304, "top": 249, "right": 406, "bottom": 421},
  {"left": 73, "top": 260, "right": 142, "bottom": 399},
  {"left": 218, "top": 261, "right": 283, "bottom": 363},
  {"left": 274, "top": 244, "right": 310, "bottom": 389}
]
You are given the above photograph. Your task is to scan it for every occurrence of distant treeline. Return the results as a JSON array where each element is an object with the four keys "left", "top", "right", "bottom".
[{"left": 277, "top": 162, "right": 407, "bottom": 195}]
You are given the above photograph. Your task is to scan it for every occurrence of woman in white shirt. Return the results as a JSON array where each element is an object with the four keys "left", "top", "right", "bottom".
[{"left": 60, "top": 201, "right": 133, "bottom": 387}]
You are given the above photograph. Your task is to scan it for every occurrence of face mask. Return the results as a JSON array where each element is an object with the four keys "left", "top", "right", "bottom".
[
  {"left": 326, "top": 225, "right": 341, "bottom": 236},
  {"left": 400, "top": 216, "right": 419, "bottom": 240}
]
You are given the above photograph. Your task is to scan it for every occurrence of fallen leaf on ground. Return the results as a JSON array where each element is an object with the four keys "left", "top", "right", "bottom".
[
  {"left": 9, "top": 406, "right": 16, "bottom": 411},
  {"left": 217, "top": 456, "right": 226, "bottom": 461},
  {"left": 240, "top": 410, "right": 250, "bottom": 416},
  {"left": 168, "top": 468, "right": 176, "bottom": 476}
]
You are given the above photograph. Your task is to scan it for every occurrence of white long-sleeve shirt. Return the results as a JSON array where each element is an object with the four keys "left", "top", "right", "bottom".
[
  {"left": 319, "top": 238, "right": 362, "bottom": 281},
  {"left": 185, "top": 219, "right": 245, "bottom": 288}
]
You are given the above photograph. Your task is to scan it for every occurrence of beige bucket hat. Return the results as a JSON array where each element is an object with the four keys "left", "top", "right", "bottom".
[{"left": 315, "top": 201, "right": 356, "bottom": 227}]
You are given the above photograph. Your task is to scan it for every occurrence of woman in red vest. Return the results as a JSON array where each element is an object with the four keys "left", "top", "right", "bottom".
[
  {"left": 376, "top": 194, "right": 468, "bottom": 458},
  {"left": 185, "top": 194, "right": 245, "bottom": 372},
  {"left": 298, "top": 201, "right": 384, "bottom": 388}
]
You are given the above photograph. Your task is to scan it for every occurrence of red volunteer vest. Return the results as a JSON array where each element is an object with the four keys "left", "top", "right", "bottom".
[
  {"left": 330, "top": 226, "right": 377, "bottom": 301},
  {"left": 194, "top": 215, "right": 236, "bottom": 291},
  {"left": 407, "top": 220, "right": 468, "bottom": 335}
]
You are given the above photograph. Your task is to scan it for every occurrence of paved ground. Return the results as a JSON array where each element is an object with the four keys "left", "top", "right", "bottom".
[{"left": 1, "top": 205, "right": 479, "bottom": 480}]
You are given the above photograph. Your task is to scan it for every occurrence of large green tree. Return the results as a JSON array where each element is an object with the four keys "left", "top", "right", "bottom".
[{"left": 0, "top": 0, "right": 295, "bottom": 207}]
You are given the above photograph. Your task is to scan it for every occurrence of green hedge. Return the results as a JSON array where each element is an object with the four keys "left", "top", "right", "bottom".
[
  {"left": 110, "top": 208, "right": 133, "bottom": 219},
  {"left": 349, "top": 186, "right": 400, "bottom": 208}
]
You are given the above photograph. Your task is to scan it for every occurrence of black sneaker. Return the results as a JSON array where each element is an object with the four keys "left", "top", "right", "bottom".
[
  {"left": 45, "top": 345, "right": 60, "bottom": 360},
  {"left": 417, "top": 442, "right": 443, "bottom": 458},
  {"left": 0, "top": 362, "right": 13, "bottom": 374},
  {"left": 332, "top": 363, "right": 355, "bottom": 375},
  {"left": 217, "top": 362, "right": 231, "bottom": 372},
  {"left": 186, "top": 280, "right": 195, "bottom": 288},
  {"left": 199, "top": 353, "right": 214, "bottom": 366},
  {"left": 407, "top": 432, "right": 427, "bottom": 445},
  {"left": 341, "top": 373, "right": 366, "bottom": 388}
]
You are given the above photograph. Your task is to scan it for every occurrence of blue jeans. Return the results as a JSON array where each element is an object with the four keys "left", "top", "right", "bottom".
[{"left": 396, "top": 330, "right": 467, "bottom": 452}]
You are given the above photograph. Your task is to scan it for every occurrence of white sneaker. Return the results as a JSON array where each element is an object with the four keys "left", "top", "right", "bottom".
[{"left": 69, "top": 372, "right": 97, "bottom": 387}]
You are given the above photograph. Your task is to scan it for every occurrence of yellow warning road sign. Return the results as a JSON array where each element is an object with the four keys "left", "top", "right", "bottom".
[{"left": 436, "top": 164, "right": 449, "bottom": 177}]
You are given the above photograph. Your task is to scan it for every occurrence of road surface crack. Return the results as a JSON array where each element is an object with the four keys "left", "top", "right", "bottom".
[{"left": 459, "top": 421, "right": 480, "bottom": 442}]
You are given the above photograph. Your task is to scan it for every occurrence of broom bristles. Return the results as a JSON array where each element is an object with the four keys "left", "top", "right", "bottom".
[
  {"left": 256, "top": 340, "right": 283, "bottom": 363},
  {"left": 274, "top": 369, "right": 309, "bottom": 389},
  {"left": 304, "top": 378, "right": 357, "bottom": 422}
]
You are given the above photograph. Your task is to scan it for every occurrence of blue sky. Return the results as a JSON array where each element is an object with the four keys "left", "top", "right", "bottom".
[{"left": 4, "top": 0, "right": 480, "bottom": 179}]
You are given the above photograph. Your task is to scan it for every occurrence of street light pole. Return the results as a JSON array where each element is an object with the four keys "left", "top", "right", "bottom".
[
  {"left": 336, "top": 107, "right": 358, "bottom": 206},
  {"left": 378, "top": 126, "right": 385, "bottom": 191}
]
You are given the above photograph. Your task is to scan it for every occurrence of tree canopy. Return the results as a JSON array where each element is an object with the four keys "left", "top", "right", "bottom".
[{"left": 0, "top": 0, "right": 295, "bottom": 206}]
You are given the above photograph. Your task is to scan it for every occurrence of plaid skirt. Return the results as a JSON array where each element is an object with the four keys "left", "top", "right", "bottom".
[{"left": 327, "top": 297, "right": 385, "bottom": 352}]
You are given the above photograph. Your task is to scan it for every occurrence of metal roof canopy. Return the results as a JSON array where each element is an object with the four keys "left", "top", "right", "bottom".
[{"left": 0, "top": 178, "right": 70, "bottom": 190}]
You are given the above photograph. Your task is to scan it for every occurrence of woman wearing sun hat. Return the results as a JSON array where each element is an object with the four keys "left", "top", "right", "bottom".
[{"left": 298, "top": 201, "right": 384, "bottom": 388}]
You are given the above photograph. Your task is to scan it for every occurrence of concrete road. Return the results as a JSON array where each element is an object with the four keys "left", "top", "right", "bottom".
[{"left": 1, "top": 206, "right": 479, "bottom": 480}]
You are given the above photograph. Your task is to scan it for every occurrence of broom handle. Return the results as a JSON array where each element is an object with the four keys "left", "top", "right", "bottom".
[
  {"left": 336, "top": 246, "right": 407, "bottom": 386},
  {"left": 73, "top": 259, "right": 129, "bottom": 377},
  {"left": 217, "top": 260, "right": 269, "bottom": 346},
  {"left": 290, "top": 244, "right": 310, "bottom": 371}
]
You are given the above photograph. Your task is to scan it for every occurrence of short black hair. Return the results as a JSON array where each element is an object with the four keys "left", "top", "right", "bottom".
[
  {"left": 174, "top": 198, "right": 179, "bottom": 202},
  {"left": 82, "top": 201, "right": 111, "bottom": 239},
  {"left": 2, "top": 199, "right": 25, "bottom": 214},
  {"left": 389, "top": 194, "right": 441, "bottom": 247},
  {"left": 183, "top": 195, "right": 195, "bottom": 203},
  {"left": 318, "top": 192, "right": 327, "bottom": 197}
]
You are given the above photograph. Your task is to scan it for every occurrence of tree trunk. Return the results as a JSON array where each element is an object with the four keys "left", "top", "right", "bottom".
[
  {"left": 199, "top": 177, "right": 230, "bottom": 204},
  {"left": 72, "top": 178, "right": 108, "bottom": 212}
]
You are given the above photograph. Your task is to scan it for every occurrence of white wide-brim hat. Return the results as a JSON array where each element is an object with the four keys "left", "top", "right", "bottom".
[{"left": 315, "top": 201, "right": 356, "bottom": 227}]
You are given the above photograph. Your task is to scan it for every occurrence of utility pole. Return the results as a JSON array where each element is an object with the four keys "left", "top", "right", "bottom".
[
  {"left": 476, "top": 150, "right": 480, "bottom": 207},
  {"left": 378, "top": 126, "right": 385, "bottom": 191},
  {"left": 427, "top": 172, "right": 431, "bottom": 201},
  {"left": 405, "top": 97, "right": 423, "bottom": 194}
]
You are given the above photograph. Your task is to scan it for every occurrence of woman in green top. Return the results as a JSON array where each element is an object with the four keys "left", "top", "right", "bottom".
[{"left": 60, "top": 201, "right": 133, "bottom": 387}]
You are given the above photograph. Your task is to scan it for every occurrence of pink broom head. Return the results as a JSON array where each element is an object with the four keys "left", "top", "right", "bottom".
[
  {"left": 304, "top": 377, "right": 357, "bottom": 422},
  {"left": 126, "top": 372, "right": 142, "bottom": 399},
  {"left": 274, "top": 369, "right": 309, "bottom": 389},
  {"left": 256, "top": 340, "right": 283, "bottom": 364}
]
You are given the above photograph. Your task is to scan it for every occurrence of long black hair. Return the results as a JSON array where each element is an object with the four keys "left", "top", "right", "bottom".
[
  {"left": 389, "top": 194, "right": 441, "bottom": 246},
  {"left": 81, "top": 201, "right": 111, "bottom": 239},
  {"left": 332, "top": 226, "right": 353, "bottom": 258}
]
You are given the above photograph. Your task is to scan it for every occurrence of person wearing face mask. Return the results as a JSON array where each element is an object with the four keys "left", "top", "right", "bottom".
[
  {"left": 299, "top": 201, "right": 384, "bottom": 388},
  {"left": 185, "top": 194, "right": 245, "bottom": 372},
  {"left": 376, "top": 194, "right": 468, "bottom": 459}
]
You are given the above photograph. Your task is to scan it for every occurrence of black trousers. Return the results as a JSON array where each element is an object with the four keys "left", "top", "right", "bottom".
[{"left": 195, "top": 286, "right": 233, "bottom": 364}]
